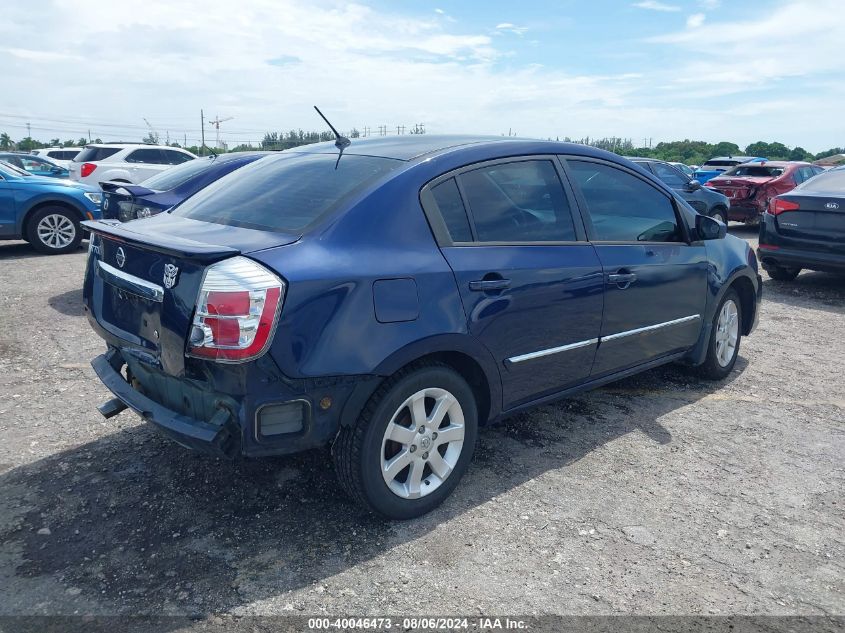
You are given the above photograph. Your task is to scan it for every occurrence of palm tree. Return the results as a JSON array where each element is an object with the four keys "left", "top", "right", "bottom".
[{"left": 0, "top": 132, "right": 12, "bottom": 150}]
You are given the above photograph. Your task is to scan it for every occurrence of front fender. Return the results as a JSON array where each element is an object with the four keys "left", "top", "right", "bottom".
[{"left": 687, "top": 236, "right": 761, "bottom": 365}]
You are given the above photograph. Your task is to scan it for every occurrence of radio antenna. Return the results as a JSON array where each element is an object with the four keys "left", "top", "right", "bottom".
[{"left": 314, "top": 106, "right": 351, "bottom": 154}]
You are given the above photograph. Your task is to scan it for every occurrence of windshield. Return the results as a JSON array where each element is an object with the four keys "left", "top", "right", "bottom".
[
  {"left": 140, "top": 155, "right": 220, "bottom": 191},
  {"left": 171, "top": 153, "right": 402, "bottom": 232},
  {"left": 0, "top": 160, "right": 32, "bottom": 177},
  {"left": 723, "top": 165, "right": 784, "bottom": 178},
  {"left": 797, "top": 169, "right": 845, "bottom": 194}
]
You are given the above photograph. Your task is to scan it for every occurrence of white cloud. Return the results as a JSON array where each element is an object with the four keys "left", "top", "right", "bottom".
[
  {"left": 633, "top": 1, "right": 681, "bottom": 12},
  {"left": 495, "top": 22, "right": 528, "bottom": 35},
  {"left": 434, "top": 8, "right": 444, "bottom": 14},
  {"left": 686, "top": 13, "right": 705, "bottom": 28}
]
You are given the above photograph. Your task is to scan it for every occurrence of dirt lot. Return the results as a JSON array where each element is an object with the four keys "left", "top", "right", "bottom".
[{"left": 0, "top": 227, "right": 842, "bottom": 625}]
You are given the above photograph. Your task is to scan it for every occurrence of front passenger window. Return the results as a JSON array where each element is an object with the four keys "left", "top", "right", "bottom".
[{"left": 567, "top": 161, "right": 682, "bottom": 243}]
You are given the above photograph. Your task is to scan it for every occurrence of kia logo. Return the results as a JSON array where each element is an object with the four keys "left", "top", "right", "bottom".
[
  {"left": 825, "top": 202, "right": 840, "bottom": 210},
  {"left": 115, "top": 247, "right": 126, "bottom": 268}
]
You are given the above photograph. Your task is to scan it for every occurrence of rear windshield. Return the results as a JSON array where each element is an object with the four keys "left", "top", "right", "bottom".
[
  {"left": 723, "top": 165, "right": 784, "bottom": 177},
  {"left": 140, "top": 156, "right": 220, "bottom": 191},
  {"left": 171, "top": 153, "right": 402, "bottom": 232},
  {"left": 702, "top": 160, "right": 739, "bottom": 168},
  {"left": 797, "top": 169, "right": 845, "bottom": 193},
  {"left": 74, "top": 147, "right": 121, "bottom": 162}
]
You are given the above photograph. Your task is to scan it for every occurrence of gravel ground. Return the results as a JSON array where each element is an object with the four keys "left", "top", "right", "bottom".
[{"left": 0, "top": 227, "right": 842, "bottom": 626}]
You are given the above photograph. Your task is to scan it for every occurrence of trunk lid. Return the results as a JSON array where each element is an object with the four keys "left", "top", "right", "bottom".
[
  {"left": 775, "top": 194, "right": 845, "bottom": 245},
  {"left": 83, "top": 215, "right": 299, "bottom": 375},
  {"left": 709, "top": 176, "right": 770, "bottom": 201}
]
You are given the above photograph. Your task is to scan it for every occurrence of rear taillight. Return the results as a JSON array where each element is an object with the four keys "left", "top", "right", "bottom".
[
  {"left": 188, "top": 257, "right": 285, "bottom": 363},
  {"left": 80, "top": 162, "right": 97, "bottom": 178},
  {"left": 769, "top": 198, "right": 800, "bottom": 215}
]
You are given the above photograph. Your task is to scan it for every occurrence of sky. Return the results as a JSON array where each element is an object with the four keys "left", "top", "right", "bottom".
[{"left": 1, "top": 0, "right": 843, "bottom": 153}]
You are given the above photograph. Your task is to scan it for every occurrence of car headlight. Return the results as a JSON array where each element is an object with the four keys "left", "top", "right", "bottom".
[{"left": 84, "top": 192, "right": 103, "bottom": 205}]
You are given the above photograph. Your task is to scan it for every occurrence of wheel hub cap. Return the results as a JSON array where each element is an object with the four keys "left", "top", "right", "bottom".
[
  {"left": 380, "top": 387, "right": 465, "bottom": 500},
  {"left": 715, "top": 299, "right": 739, "bottom": 368},
  {"left": 37, "top": 214, "right": 75, "bottom": 249}
]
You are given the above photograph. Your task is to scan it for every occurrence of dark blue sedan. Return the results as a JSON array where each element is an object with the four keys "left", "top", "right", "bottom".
[
  {"left": 82, "top": 136, "right": 761, "bottom": 519},
  {"left": 100, "top": 151, "right": 270, "bottom": 222}
]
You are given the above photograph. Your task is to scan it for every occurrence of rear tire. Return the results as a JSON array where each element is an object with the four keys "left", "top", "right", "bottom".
[
  {"left": 26, "top": 206, "right": 82, "bottom": 254},
  {"left": 694, "top": 289, "right": 742, "bottom": 381},
  {"left": 333, "top": 362, "right": 478, "bottom": 520},
  {"left": 766, "top": 266, "right": 801, "bottom": 281}
]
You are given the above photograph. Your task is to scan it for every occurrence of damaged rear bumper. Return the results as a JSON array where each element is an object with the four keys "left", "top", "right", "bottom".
[{"left": 92, "top": 350, "right": 240, "bottom": 457}]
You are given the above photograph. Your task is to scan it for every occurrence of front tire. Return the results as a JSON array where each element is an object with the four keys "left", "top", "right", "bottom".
[
  {"left": 333, "top": 363, "right": 478, "bottom": 520},
  {"left": 712, "top": 207, "right": 728, "bottom": 225},
  {"left": 695, "top": 289, "right": 742, "bottom": 380},
  {"left": 27, "top": 206, "right": 82, "bottom": 254}
]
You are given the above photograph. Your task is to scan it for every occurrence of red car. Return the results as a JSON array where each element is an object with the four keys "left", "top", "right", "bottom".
[{"left": 705, "top": 161, "right": 824, "bottom": 224}]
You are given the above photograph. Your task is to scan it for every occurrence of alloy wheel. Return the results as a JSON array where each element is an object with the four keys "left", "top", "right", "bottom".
[
  {"left": 715, "top": 299, "right": 739, "bottom": 367},
  {"left": 380, "top": 387, "right": 465, "bottom": 500},
  {"left": 36, "top": 214, "right": 76, "bottom": 250}
]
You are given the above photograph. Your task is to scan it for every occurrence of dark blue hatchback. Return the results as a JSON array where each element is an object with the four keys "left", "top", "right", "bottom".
[{"left": 82, "top": 136, "right": 761, "bottom": 519}]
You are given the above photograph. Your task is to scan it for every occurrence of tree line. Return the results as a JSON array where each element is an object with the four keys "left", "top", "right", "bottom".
[
  {"left": 1, "top": 130, "right": 841, "bottom": 165},
  {"left": 564, "top": 136, "right": 843, "bottom": 165}
]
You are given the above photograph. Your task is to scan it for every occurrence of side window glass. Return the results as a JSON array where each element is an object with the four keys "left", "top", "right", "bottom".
[
  {"left": 567, "top": 160, "right": 682, "bottom": 243},
  {"left": 431, "top": 178, "right": 472, "bottom": 242},
  {"left": 651, "top": 163, "right": 689, "bottom": 188},
  {"left": 127, "top": 149, "right": 164, "bottom": 164},
  {"left": 458, "top": 160, "right": 576, "bottom": 242},
  {"left": 164, "top": 150, "right": 191, "bottom": 165}
]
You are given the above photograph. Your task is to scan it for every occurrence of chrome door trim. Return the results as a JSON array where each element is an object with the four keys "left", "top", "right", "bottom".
[
  {"left": 601, "top": 314, "right": 700, "bottom": 342},
  {"left": 507, "top": 338, "right": 598, "bottom": 364},
  {"left": 505, "top": 314, "right": 701, "bottom": 364},
  {"left": 97, "top": 259, "right": 164, "bottom": 303}
]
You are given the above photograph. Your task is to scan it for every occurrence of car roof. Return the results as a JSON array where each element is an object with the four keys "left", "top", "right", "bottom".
[
  {"left": 83, "top": 143, "right": 190, "bottom": 150},
  {"left": 287, "top": 134, "right": 615, "bottom": 162}
]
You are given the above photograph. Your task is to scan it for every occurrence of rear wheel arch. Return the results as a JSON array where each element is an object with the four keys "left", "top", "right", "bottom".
[{"left": 348, "top": 339, "right": 502, "bottom": 428}]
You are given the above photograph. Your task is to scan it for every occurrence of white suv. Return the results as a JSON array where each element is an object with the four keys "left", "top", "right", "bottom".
[
  {"left": 68, "top": 144, "right": 196, "bottom": 188},
  {"left": 31, "top": 147, "right": 83, "bottom": 168}
]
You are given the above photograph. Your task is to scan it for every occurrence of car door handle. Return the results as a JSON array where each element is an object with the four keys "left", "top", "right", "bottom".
[
  {"left": 469, "top": 279, "right": 511, "bottom": 291},
  {"left": 607, "top": 272, "right": 637, "bottom": 288}
]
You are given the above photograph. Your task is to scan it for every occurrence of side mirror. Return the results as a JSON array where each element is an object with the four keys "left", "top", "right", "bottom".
[
  {"left": 685, "top": 179, "right": 701, "bottom": 192},
  {"left": 696, "top": 214, "right": 726, "bottom": 240}
]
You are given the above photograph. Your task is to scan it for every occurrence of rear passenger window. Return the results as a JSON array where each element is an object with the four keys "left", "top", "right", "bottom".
[
  {"left": 458, "top": 160, "right": 576, "bottom": 242},
  {"left": 567, "top": 160, "right": 682, "bottom": 243},
  {"left": 431, "top": 178, "right": 472, "bottom": 242},
  {"left": 126, "top": 149, "right": 164, "bottom": 164}
]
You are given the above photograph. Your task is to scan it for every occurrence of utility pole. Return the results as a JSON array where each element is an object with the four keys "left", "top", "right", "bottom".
[
  {"left": 200, "top": 109, "right": 206, "bottom": 156},
  {"left": 26, "top": 122, "right": 31, "bottom": 139},
  {"left": 184, "top": 133, "right": 187, "bottom": 148},
  {"left": 208, "top": 114, "right": 234, "bottom": 150}
]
